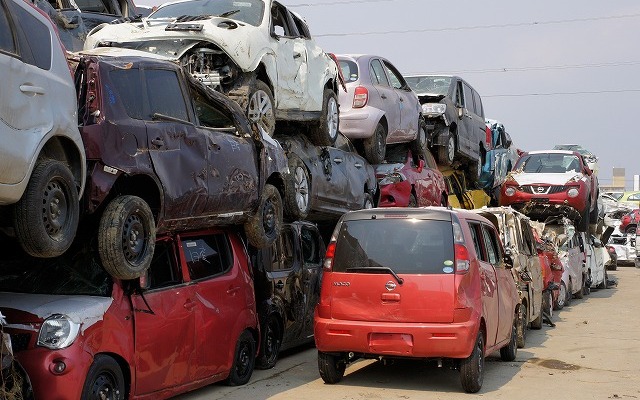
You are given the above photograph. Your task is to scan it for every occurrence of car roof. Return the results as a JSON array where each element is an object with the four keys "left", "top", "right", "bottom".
[
  {"left": 339, "top": 206, "right": 490, "bottom": 224},
  {"left": 78, "top": 47, "right": 174, "bottom": 62},
  {"left": 526, "top": 150, "right": 578, "bottom": 156}
]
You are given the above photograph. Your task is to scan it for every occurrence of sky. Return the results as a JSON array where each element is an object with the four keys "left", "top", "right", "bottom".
[{"left": 134, "top": 0, "right": 640, "bottom": 190}]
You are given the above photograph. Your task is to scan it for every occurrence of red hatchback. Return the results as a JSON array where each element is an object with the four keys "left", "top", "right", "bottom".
[
  {"left": 314, "top": 207, "right": 519, "bottom": 393},
  {"left": 375, "top": 144, "right": 448, "bottom": 208},
  {"left": 619, "top": 209, "right": 640, "bottom": 235},
  {"left": 0, "top": 229, "right": 258, "bottom": 399}
]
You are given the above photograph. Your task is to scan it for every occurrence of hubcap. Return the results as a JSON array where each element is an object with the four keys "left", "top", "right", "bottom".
[
  {"left": 91, "top": 372, "right": 120, "bottom": 400},
  {"left": 42, "top": 179, "right": 69, "bottom": 238},
  {"left": 447, "top": 137, "right": 455, "bottom": 162},
  {"left": 326, "top": 97, "right": 338, "bottom": 141},
  {"left": 294, "top": 166, "right": 309, "bottom": 212},
  {"left": 122, "top": 213, "right": 146, "bottom": 264},
  {"left": 237, "top": 341, "right": 252, "bottom": 378},
  {"left": 558, "top": 284, "right": 566, "bottom": 307},
  {"left": 248, "top": 90, "right": 275, "bottom": 135}
]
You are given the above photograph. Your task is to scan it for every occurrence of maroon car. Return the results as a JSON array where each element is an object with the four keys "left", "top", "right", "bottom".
[
  {"left": 375, "top": 144, "right": 448, "bottom": 207},
  {"left": 619, "top": 209, "right": 640, "bottom": 235}
]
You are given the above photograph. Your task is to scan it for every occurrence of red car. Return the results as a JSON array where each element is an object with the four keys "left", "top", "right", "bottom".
[
  {"left": 533, "top": 229, "right": 563, "bottom": 313},
  {"left": 375, "top": 144, "right": 448, "bottom": 207},
  {"left": 0, "top": 228, "right": 258, "bottom": 399},
  {"left": 500, "top": 150, "right": 599, "bottom": 232},
  {"left": 314, "top": 207, "right": 519, "bottom": 393},
  {"left": 619, "top": 209, "right": 640, "bottom": 235}
]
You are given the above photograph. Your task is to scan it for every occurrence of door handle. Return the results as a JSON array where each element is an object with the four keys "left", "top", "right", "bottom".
[
  {"left": 275, "top": 281, "right": 285, "bottom": 289},
  {"left": 293, "top": 52, "right": 302, "bottom": 59},
  {"left": 20, "top": 84, "right": 45, "bottom": 95},
  {"left": 354, "top": 162, "right": 362, "bottom": 168},
  {"left": 184, "top": 299, "right": 196, "bottom": 310},
  {"left": 333, "top": 157, "right": 343, "bottom": 164},
  {"left": 151, "top": 138, "right": 165, "bottom": 147},
  {"left": 399, "top": 97, "right": 404, "bottom": 102},
  {"left": 381, "top": 94, "right": 387, "bottom": 99}
]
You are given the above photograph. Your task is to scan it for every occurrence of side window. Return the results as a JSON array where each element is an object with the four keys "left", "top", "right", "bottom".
[
  {"left": 271, "top": 4, "right": 298, "bottom": 37},
  {"left": 0, "top": 1, "right": 16, "bottom": 54},
  {"left": 369, "top": 59, "right": 390, "bottom": 87},
  {"left": 270, "top": 227, "right": 295, "bottom": 272},
  {"left": 455, "top": 80, "right": 465, "bottom": 107},
  {"left": 301, "top": 227, "right": 321, "bottom": 264},
  {"left": 110, "top": 68, "right": 144, "bottom": 120},
  {"left": 468, "top": 222, "right": 485, "bottom": 261},
  {"left": 482, "top": 225, "right": 500, "bottom": 265},
  {"left": 383, "top": 61, "right": 404, "bottom": 90},
  {"left": 472, "top": 89, "right": 484, "bottom": 117},
  {"left": 520, "top": 223, "right": 536, "bottom": 256},
  {"left": 290, "top": 12, "right": 310, "bottom": 39},
  {"left": 146, "top": 69, "right": 189, "bottom": 121},
  {"left": 463, "top": 83, "right": 474, "bottom": 112},
  {"left": 191, "top": 87, "right": 235, "bottom": 129},
  {"left": 182, "top": 234, "right": 233, "bottom": 280},
  {"left": 6, "top": 0, "right": 51, "bottom": 70},
  {"left": 147, "top": 240, "right": 182, "bottom": 289}
]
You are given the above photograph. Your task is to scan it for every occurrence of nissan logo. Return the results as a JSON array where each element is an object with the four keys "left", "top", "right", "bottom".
[
  {"left": 385, "top": 281, "right": 397, "bottom": 291},
  {"left": 536, "top": 186, "right": 545, "bottom": 193}
]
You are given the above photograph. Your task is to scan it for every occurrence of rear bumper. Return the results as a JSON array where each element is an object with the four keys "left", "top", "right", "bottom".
[
  {"left": 339, "top": 107, "right": 383, "bottom": 139},
  {"left": 314, "top": 316, "right": 478, "bottom": 359}
]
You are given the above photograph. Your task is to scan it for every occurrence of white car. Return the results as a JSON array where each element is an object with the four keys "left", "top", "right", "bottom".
[
  {"left": 585, "top": 235, "right": 608, "bottom": 290},
  {"left": 84, "top": 0, "right": 341, "bottom": 145},
  {"left": 0, "top": 0, "right": 86, "bottom": 257}
]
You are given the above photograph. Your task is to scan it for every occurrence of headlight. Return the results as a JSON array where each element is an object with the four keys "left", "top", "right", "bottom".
[
  {"left": 379, "top": 172, "right": 405, "bottom": 186},
  {"left": 567, "top": 188, "right": 580, "bottom": 198},
  {"left": 421, "top": 103, "right": 446, "bottom": 116},
  {"left": 505, "top": 187, "right": 516, "bottom": 196},
  {"left": 37, "top": 315, "right": 80, "bottom": 350}
]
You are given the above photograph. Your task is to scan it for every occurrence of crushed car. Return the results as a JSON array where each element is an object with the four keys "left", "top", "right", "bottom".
[
  {"left": 479, "top": 119, "right": 519, "bottom": 202},
  {"left": 73, "top": 48, "right": 288, "bottom": 279},
  {"left": 552, "top": 144, "right": 598, "bottom": 175},
  {"left": 84, "top": 0, "right": 341, "bottom": 145},
  {"left": 441, "top": 167, "right": 490, "bottom": 210}
]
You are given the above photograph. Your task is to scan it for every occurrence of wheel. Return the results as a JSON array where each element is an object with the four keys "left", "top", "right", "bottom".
[
  {"left": 318, "top": 351, "right": 346, "bottom": 384},
  {"left": 583, "top": 273, "right": 592, "bottom": 295},
  {"left": 543, "top": 290, "right": 553, "bottom": 320},
  {"left": 362, "top": 193, "right": 374, "bottom": 209},
  {"left": 245, "top": 183, "right": 283, "bottom": 249},
  {"left": 438, "top": 134, "right": 456, "bottom": 166},
  {"left": 408, "top": 193, "right": 417, "bottom": 207},
  {"left": 256, "top": 315, "right": 282, "bottom": 370},
  {"left": 500, "top": 317, "right": 518, "bottom": 361},
  {"left": 309, "top": 89, "right": 339, "bottom": 146},
  {"left": 13, "top": 159, "right": 79, "bottom": 258},
  {"left": 530, "top": 296, "right": 543, "bottom": 330},
  {"left": 597, "top": 270, "right": 608, "bottom": 289},
  {"left": 460, "top": 330, "right": 485, "bottom": 393},
  {"left": 283, "top": 156, "right": 311, "bottom": 220},
  {"left": 625, "top": 225, "right": 637, "bottom": 235},
  {"left": 554, "top": 282, "right": 567, "bottom": 310},
  {"left": 363, "top": 122, "right": 387, "bottom": 164},
  {"left": 247, "top": 79, "right": 276, "bottom": 137},
  {"left": 516, "top": 304, "right": 527, "bottom": 348},
  {"left": 98, "top": 195, "right": 155, "bottom": 280},
  {"left": 575, "top": 274, "right": 585, "bottom": 299},
  {"left": 409, "top": 119, "right": 428, "bottom": 158},
  {"left": 81, "top": 354, "right": 125, "bottom": 400},
  {"left": 226, "top": 330, "right": 256, "bottom": 386},
  {"left": 565, "top": 280, "right": 572, "bottom": 306}
]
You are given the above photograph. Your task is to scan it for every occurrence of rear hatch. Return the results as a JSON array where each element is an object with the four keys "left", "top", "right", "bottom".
[{"left": 328, "top": 215, "right": 456, "bottom": 323}]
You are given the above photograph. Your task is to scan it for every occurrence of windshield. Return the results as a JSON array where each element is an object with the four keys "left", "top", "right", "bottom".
[
  {"left": 405, "top": 76, "right": 451, "bottom": 95},
  {"left": 150, "top": 0, "right": 265, "bottom": 26},
  {"left": 516, "top": 153, "right": 582, "bottom": 174},
  {"left": 333, "top": 219, "right": 455, "bottom": 274},
  {"left": 0, "top": 244, "right": 112, "bottom": 296}
]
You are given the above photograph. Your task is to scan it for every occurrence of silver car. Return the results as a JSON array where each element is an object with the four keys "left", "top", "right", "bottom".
[{"left": 0, "top": 0, "right": 85, "bottom": 257}]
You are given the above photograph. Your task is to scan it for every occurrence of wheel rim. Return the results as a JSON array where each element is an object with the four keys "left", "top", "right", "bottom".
[
  {"left": 264, "top": 320, "right": 281, "bottom": 364},
  {"left": 248, "top": 89, "right": 275, "bottom": 134},
  {"left": 364, "top": 197, "right": 373, "bottom": 209},
  {"left": 294, "top": 166, "right": 309, "bottom": 213},
  {"left": 447, "top": 136, "right": 455, "bottom": 162},
  {"left": 476, "top": 336, "right": 484, "bottom": 376},
  {"left": 262, "top": 196, "right": 277, "bottom": 236},
  {"left": 376, "top": 127, "right": 385, "bottom": 157},
  {"left": 326, "top": 97, "right": 339, "bottom": 141},
  {"left": 558, "top": 283, "right": 566, "bottom": 307},
  {"left": 122, "top": 212, "right": 147, "bottom": 264},
  {"left": 89, "top": 371, "right": 121, "bottom": 399},
  {"left": 236, "top": 340, "right": 253, "bottom": 380},
  {"left": 41, "top": 178, "right": 70, "bottom": 239}
]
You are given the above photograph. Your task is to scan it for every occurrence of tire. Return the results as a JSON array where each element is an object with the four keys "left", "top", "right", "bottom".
[
  {"left": 13, "top": 159, "right": 79, "bottom": 258},
  {"left": 408, "top": 192, "right": 417, "bottom": 207},
  {"left": 410, "top": 120, "right": 428, "bottom": 158},
  {"left": 516, "top": 304, "right": 527, "bottom": 348},
  {"left": 625, "top": 225, "right": 637, "bottom": 235},
  {"left": 460, "top": 330, "right": 485, "bottom": 393},
  {"left": 283, "top": 156, "right": 311, "bottom": 220},
  {"left": 309, "top": 89, "right": 339, "bottom": 146},
  {"left": 362, "top": 193, "right": 374, "bottom": 209},
  {"left": 554, "top": 281, "right": 567, "bottom": 310},
  {"left": 500, "top": 317, "right": 518, "bottom": 361},
  {"left": 575, "top": 274, "right": 585, "bottom": 299},
  {"left": 530, "top": 296, "right": 543, "bottom": 330},
  {"left": 597, "top": 270, "right": 608, "bottom": 289},
  {"left": 247, "top": 79, "right": 276, "bottom": 137},
  {"left": 363, "top": 122, "right": 387, "bottom": 164},
  {"left": 565, "top": 280, "right": 572, "bottom": 306},
  {"left": 438, "top": 134, "right": 456, "bottom": 166},
  {"left": 98, "top": 195, "right": 155, "bottom": 280},
  {"left": 226, "top": 330, "right": 256, "bottom": 386},
  {"left": 256, "top": 315, "right": 282, "bottom": 370},
  {"left": 244, "top": 183, "right": 283, "bottom": 249},
  {"left": 81, "top": 354, "right": 125, "bottom": 400},
  {"left": 318, "top": 351, "right": 346, "bottom": 384},
  {"left": 543, "top": 290, "right": 553, "bottom": 320}
]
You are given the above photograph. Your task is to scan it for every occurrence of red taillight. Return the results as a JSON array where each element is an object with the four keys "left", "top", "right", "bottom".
[
  {"left": 454, "top": 243, "right": 470, "bottom": 274},
  {"left": 324, "top": 242, "right": 336, "bottom": 270},
  {"left": 485, "top": 126, "right": 492, "bottom": 150},
  {"left": 353, "top": 86, "right": 368, "bottom": 108}
]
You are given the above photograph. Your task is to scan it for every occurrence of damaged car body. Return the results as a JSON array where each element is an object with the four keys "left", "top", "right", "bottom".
[
  {"left": 479, "top": 119, "right": 519, "bottom": 201},
  {"left": 73, "top": 48, "right": 288, "bottom": 279},
  {"left": 84, "top": 0, "right": 341, "bottom": 145}
]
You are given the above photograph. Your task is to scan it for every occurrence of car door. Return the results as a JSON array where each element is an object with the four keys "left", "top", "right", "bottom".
[
  {"left": 132, "top": 237, "right": 196, "bottom": 396},
  {"left": 299, "top": 224, "right": 325, "bottom": 339},
  {"left": 486, "top": 224, "right": 517, "bottom": 345},
  {"left": 382, "top": 60, "right": 418, "bottom": 142},
  {"left": 412, "top": 149, "right": 441, "bottom": 206},
  {"left": 368, "top": 58, "right": 401, "bottom": 138},
  {"left": 459, "top": 81, "right": 476, "bottom": 156},
  {"left": 271, "top": 3, "right": 306, "bottom": 110},
  {"left": 520, "top": 219, "right": 543, "bottom": 319},
  {"left": 290, "top": 10, "right": 326, "bottom": 111}
]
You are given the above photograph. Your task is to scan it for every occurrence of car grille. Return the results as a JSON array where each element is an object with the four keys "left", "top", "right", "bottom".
[
  {"left": 9, "top": 333, "right": 31, "bottom": 353},
  {"left": 519, "top": 185, "right": 566, "bottom": 195}
]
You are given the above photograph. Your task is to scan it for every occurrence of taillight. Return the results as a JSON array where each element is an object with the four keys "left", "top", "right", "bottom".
[
  {"left": 324, "top": 242, "right": 336, "bottom": 271},
  {"left": 353, "top": 86, "right": 368, "bottom": 108},
  {"left": 454, "top": 244, "right": 470, "bottom": 273},
  {"left": 485, "top": 126, "right": 492, "bottom": 150}
]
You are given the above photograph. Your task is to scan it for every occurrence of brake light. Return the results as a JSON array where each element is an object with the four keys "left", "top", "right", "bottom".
[
  {"left": 454, "top": 244, "right": 470, "bottom": 273},
  {"left": 324, "top": 242, "right": 336, "bottom": 271},
  {"left": 353, "top": 86, "right": 368, "bottom": 108}
]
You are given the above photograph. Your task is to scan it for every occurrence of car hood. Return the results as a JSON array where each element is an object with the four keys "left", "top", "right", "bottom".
[
  {"left": 85, "top": 17, "right": 269, "bottom": 71},
  {"left": 509, "top": 171, "right": 585, "bottom": 186},
  {"left": 0, "top": 292, "right": 112, "bottom": 332},
  {"left": 374, "top": 162, "right": 404, "bottom": 177}
]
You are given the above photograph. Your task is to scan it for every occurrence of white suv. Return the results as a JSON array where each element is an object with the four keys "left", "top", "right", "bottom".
[{"left": 0, "top": 0, "right": 85, "bottom": 257}]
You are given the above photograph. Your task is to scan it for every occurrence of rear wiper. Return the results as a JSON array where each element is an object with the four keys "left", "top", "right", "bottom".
[{"left": 345, "top": 266, "right": 404, "bottom": 285}]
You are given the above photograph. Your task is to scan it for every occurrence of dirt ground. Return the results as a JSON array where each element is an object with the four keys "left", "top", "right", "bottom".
[{"left": 184, "top": 266, "right": 640, "bottom": 400}]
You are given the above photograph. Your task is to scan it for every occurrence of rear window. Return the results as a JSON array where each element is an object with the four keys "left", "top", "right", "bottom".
[
  {"left": 332, "top": 219, "right": 455, "bottom": 274},
  {"left": 339, "top": 59, "right": 358, "bottom": 83}
]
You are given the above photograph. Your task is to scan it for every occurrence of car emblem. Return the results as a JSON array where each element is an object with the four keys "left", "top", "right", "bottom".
[
  {"left": 536, "top": 186, "right": 545, "bottom": 193},
  {"left": 385, "top": 281, "right": 397, "bottom": 291}
]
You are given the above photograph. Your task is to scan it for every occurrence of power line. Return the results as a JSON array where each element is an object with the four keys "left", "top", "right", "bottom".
[
  {"left": 484, "top": 89, "right": 640, "bottom": 98},
  {"left": 407, "top": 60, "right": 640, "bottom": 76},
  {"left": 312, "top": 13, "right": 640, "bottom": 37},
  {"left": 289, "top": 0, "right": 395, "bottom": 6}
]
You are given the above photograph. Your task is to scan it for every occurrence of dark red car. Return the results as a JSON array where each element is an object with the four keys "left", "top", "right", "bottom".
[
  {"left": 0, "top": 228, "right": 258, "bottom": 399},
  {"left": 619, "top": 209, "right": 640, "bottom": 235},
  {"left": 375, "top": 144, "right": 448, "bottom": 207}
]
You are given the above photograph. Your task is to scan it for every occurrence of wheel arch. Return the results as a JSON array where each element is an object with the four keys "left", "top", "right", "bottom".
[
  {"left": 95, "top": 352, "right": 131, "bottom": 399},
  {"left": 39, "top": 135, "right": 85, "bottom": 196},
  {"left": 95, "top": 174, "right": 162, "bottom": 221}
]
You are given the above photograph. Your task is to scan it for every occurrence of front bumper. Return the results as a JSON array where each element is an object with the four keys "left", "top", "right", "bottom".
[{"left": 378, "top": 181, "right": 411, "bottom": 208}]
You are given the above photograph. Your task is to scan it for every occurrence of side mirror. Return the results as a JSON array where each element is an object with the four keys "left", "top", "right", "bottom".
[
  {"left": 417, "top": 159, "right": 425, "bottom": 173},
  {"left": 457, "top": 107, "right": 464, "bottom": 119}
]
